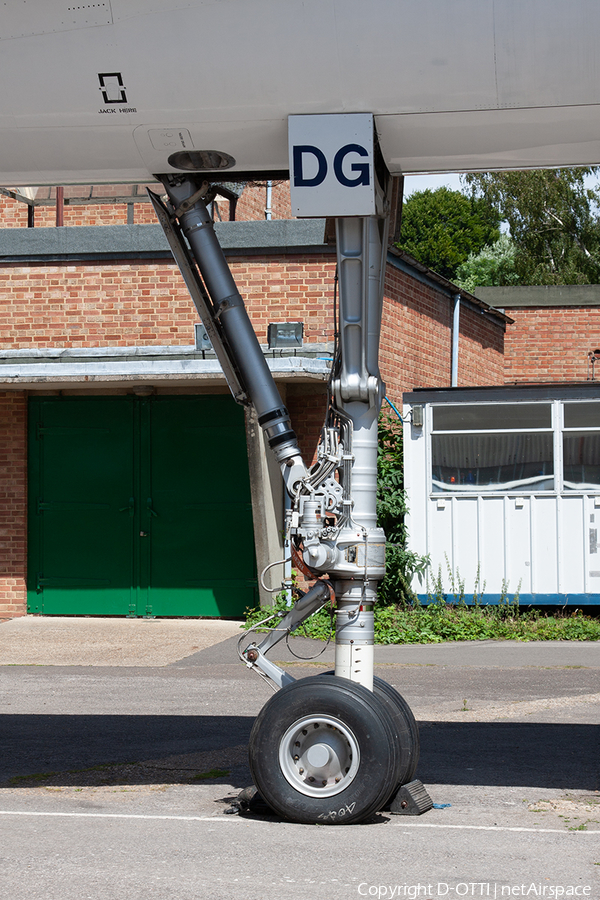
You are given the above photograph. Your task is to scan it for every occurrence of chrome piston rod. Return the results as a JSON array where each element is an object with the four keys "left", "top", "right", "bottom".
[{"left": 331, "top": 215, "right": 389, "bottom": 691}]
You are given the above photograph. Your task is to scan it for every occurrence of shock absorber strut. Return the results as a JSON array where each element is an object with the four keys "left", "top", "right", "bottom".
[{"left": 329, "top": 214, "right": 389, "bottom": 691}]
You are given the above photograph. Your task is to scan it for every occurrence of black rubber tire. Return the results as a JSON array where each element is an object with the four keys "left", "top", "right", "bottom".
[
  {"left": 248, "top": 674, "right": 400, "bottom": 825},
  {"left": 372, "top": 676, "right": 420, "bottom": 785},
  {"left": 323, "top": 671, "right": 420, "bottom": 787}
]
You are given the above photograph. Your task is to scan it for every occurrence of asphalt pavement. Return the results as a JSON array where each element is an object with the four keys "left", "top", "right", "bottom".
[{"left": 0, "top": 616, "right": 599, "bottom": 900}]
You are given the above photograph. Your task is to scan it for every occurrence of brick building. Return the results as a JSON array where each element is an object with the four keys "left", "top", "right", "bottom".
[
  {"left": 0, "top": 184, "right": 507, "bottom": 619},
  {"left": 476, "top": 285, "right": 600, "bottom": 384}
]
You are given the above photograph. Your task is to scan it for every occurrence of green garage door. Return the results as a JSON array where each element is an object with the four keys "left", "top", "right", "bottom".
[{"left": 28, "top": 395, "right": 257, "bottom": 617}]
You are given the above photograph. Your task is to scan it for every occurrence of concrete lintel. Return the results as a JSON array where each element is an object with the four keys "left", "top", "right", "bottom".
[
  {"left": 0, "top": 357, "right": 329, "bottom": 391},
  {"left": 0, "top": 355, "right": 331, "bottom": 390},
  {"left": 476, "top": 284, "right": 600, "bottom": 308},
  {"left": 0, "top": 342, "right": 334, "bottom": 362}
]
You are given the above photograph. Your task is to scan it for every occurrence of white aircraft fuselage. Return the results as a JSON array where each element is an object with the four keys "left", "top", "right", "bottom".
[{"left": 1, "top": 0, "right": 600, "bottom": 185}]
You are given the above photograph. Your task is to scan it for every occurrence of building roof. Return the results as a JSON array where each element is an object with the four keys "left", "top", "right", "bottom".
[
  {"left": 475, "top": 285, "right": 600, "bottom": 309},
  {"left": 387, "top": 246, "right": 512, "bottom": 325},
  {"left": 0, "top": 219, "right": 329, "bottom": 262},
  {"left": 404, "top": 382, "right": 600, "bottom": 403}
]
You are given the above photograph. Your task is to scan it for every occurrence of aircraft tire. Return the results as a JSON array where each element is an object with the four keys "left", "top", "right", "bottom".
[{"left": 248, "top": 674, "right": 399, "bottom": 824}]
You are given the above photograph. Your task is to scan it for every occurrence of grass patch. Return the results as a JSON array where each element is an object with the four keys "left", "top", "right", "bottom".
[
  {"left": 8, "top": 771, "right": 59, "bottom": 786},
  {"left": 243, "top": 597, "right": 600, "bottom": 644},
  {"left": 68, "top": 762, "right": 126, "bottom": 774},
  {"left": 7, "top": 762, "right": 136, "bottom": 788},
  {"left": 191, "top": 768, "right": 230, "bottom": 781}
]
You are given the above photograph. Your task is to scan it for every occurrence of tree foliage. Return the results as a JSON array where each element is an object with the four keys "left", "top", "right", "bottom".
[
  {"left": 454, "top": 233, "right": 519, "bottom": 293},
  {"left": 397, "top": 187, "right": 501, "bottom": 280},
  {"left": 463, "top": 168, "right": 600, "bottom": 284}
]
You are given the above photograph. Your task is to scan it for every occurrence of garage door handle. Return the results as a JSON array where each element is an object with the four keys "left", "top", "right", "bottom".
[
  {"left": 119, "top": 497, "right": 135, "bottom": 518},
  {"left": 147, "top": 498, "right": 159, "bottom": 518}
]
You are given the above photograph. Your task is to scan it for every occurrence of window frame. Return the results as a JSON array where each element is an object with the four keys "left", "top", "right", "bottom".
[
  {"left": 561, "top": 400, "right": 600, "bottom": 492},
  {"left": 427, "top": 399, "right": 600, "bottom": 497},
  {"left": 428, "top": 401, "right": 556, "bottom": 496}
]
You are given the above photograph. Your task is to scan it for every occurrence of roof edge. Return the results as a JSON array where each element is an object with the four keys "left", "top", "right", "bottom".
[{"left": 387, "top": 246, "right": 513, "bottom": 325}]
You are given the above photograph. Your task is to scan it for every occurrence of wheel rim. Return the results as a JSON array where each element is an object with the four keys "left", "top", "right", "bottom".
[{"left": 278, "top": 714, "right": 360, "bottom": 798}]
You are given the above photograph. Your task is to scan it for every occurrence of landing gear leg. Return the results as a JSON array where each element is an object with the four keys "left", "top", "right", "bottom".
[
  {"left": 151, "top": 175, "right": 420, "bottom": 824},
  {"left": 247, "top": 209, "right": 420, "bottom": 822}
]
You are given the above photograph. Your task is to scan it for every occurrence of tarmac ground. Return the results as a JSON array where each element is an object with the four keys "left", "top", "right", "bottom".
[{"left": 0, "top": 616, "right": 599, "bottom": 900}]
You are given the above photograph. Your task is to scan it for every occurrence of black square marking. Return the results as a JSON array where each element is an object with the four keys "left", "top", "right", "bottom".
[{"left": 98, "top": 72, "right": 127, "bottom": 104}]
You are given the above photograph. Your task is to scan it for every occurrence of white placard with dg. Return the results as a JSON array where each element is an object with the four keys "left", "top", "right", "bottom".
[{"left": 288, "top": 113, "right": 376, "bottom": 218}]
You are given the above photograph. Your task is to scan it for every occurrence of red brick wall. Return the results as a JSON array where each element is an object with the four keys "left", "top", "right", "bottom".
[
  {"left": 0, "top": 250, "right": 505, "bottom": 443},
  {"left": 0, "top": 238, "right": 506, "bottom": 617},
  {"left": 503, "top": 306, "right": 600, "bottom": 383},
  {"left": 287, "top": 386, "right": 329, "bottom": 466},
  {"left": 381, "top": 265, "right": 505, "bottom": 406},
  {"left": 0, "top": 190, "right": 155, "bottom": 227},
  {"left": 230, "top": 254, "right": 336, "bottom": 344},
  {"left": 234, "top": 181, "right": 292, "bottom": 221},
  {"left": 0, "top": 261, "right": 198, "bottom": 348},
  {"left": 0, "top": 181, "right": 293, "bottom": 228},
  {"left": 0, "top": 255, "right": 337, "bottom": 349},
  {"left": 0, "top": 392, "right": 27, "bottom": 618},
  {"left": 0, "top": 194, "right": 29, "bottom": 227}
]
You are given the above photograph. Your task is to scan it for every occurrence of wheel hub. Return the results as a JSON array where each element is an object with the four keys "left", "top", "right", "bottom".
[
  {"left": 305, "top": 743, "right": 332, "bottom": 768},
  {"left": 278, "top": 714, "right": 360, "bottom": 797}
]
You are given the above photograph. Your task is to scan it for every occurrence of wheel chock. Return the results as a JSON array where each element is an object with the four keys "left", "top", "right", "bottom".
[
  {"left": 224, "top": 784, "right": 276, "bottom": 817},
  {"left": 389, "top": 779, "right": 433, "bottom": 816}
]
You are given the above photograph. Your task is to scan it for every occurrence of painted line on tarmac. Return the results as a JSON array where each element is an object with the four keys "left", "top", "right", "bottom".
[
  {"left": 0, "top": 811, "right": 598, "bottom": 833},
  {"left": 0, "top": 811, "right": 237, "bottom": 822}
]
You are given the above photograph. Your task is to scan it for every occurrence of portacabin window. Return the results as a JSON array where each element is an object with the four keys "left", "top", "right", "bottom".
[
  {"left": 562, "top": 401, "right": 600, "bottom": 491},
  {"left": 431, "top": 403, "right": 554, "bottom": 493}
]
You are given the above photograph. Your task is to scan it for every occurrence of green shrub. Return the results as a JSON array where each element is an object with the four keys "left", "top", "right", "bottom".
[
  {"left": 377, "top": 410, "right": 429, "bottom": 604},
  {"left": 243, "top": 598, "right": 600, "bottom": 644}
]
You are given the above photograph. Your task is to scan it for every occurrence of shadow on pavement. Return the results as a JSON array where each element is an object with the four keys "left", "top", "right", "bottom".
[
  {"left": 0, "top": 714, "right": 255, "bottom": 788},
  {"left": 418, "top": 721, "right": 599, "bottom": 790},
  {"left": 1, "top": 714, "right": 598, "bottom": 791}
]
